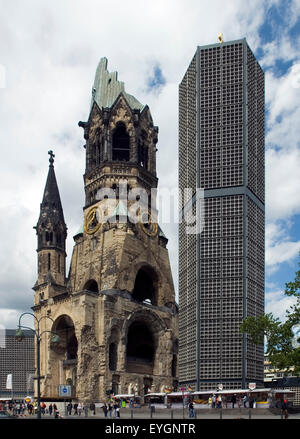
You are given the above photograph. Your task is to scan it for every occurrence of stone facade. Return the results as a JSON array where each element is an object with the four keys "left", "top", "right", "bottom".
[{"left": 32, "top": 59, "right": 178, "bottom": 402}]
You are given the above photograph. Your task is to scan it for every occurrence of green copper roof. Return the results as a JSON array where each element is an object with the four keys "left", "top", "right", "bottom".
[{"left": 91, "top": 57, "right": 144, "bottom": 112}]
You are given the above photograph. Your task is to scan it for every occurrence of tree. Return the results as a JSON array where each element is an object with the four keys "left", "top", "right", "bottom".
[{"left": 240, "top": 260, "right": 300, "bottom": 375}]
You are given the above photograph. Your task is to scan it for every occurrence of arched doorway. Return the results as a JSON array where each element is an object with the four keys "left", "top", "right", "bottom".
[
  {"left": 132, "top": 266, "right": 158, "bottom": 305},
  {"left": 126, "top": 320, "right": 155, "bottom": 374},
  {"left": 50, "top": 315, "right": 78, "bottom": 397}
]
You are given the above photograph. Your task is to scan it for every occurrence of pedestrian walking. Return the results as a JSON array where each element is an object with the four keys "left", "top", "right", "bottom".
[
  {"left": 108, "top": 403, "right": 112, "bottom": 418},
  {"left": 48, "top": 403, "right": 53, "bottom": 416},
  {"left": 78, "top": 402, "right": 82, "bottom": 416},
  {"left": 20, "top": 402, "right": 24, "bottom": 416},
  {"left": 208, "top": 396, "right": 212, "bottom": 408},
  {"left": 67, "top": 402, "right": 72, "bottom": 416},
  {"left": 243, "top": 395, "right": 247, "bottom": 408},
  {"left": 53, "top": 403, "right": 57, "bottom": 415},
  {"left": 212, "top": 394, "right": 216, "bottom": 408},
  {"left": 90, "top": 402, "right": 96, "bottom": 415},
  {"left": 84, "top": 402, "right": 89, "bottom": 417},
  {"left": 281, "top": 399, "right": 288, "bottom": 419},
  {"left": 73, "top": 402, "right": 78, "bottom": 415},
  {"left": 217, "top": 394, "right": 222, "bottom": 408},
  {"left": 232, "top": 394, "right": 236, "bottom": 409},
  {"left": 113, "top": 402, "right": 119, "bottom": 418},
  {"left": 102, "top": 403, "right": 108, "bottom": 418},
  {"left": 188, "top": 401, "right": 195, "bottom": 418}
]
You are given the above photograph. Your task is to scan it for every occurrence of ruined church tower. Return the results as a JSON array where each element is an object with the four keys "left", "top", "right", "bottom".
[{"left": 32, "top": 59, "right": 178, "bottom": 401}]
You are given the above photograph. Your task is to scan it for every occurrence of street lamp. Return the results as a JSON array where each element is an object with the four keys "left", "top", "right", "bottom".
[{"left": 16, "top": 312, "right": 60, "bottom": 419}]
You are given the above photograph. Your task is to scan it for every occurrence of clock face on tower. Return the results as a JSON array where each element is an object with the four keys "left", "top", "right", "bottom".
[
  {"left": 84, "top": 206, "right": 102, "bottom": 235},
  {"left": 139, "top": 209, "right": 158, "bottom": 237}
]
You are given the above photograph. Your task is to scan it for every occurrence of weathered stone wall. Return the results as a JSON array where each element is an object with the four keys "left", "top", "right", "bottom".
[{"left": 33, "top": 84, "right": 178, "bottom": 402}]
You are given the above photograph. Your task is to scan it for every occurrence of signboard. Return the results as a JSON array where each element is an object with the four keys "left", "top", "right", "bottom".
[
  {"left": 58, "top": 384, "right": 72, "bottom": 397},
  {"left": 249, "top": 383, "right": 256, "bottom": 391}
]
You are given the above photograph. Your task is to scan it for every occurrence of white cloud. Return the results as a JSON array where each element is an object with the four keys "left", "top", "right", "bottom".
[
  {"left": 0, "top": 309, "right": 27, "bottom": 331},
  {"left": 266, "top": 238, "right": 300, "bottom": 272},
  {"left": 265, "top": 289, "right": 298, "bottom": 322},
  {"left": 266, "top": 148, "right": 300, "bottom": 220}
]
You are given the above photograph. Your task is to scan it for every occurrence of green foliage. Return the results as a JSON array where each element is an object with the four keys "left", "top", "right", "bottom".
[{"left": 240, "top": 257, "right": 300, "bottom": 375}]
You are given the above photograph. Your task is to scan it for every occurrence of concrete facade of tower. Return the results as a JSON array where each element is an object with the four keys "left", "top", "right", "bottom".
[{"left": 178, "top": 38, "right": 265, "bottom": 390}]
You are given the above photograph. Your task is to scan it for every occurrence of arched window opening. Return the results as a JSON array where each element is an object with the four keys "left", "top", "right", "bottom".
[
  {"left": 132, "top": 267, "right": 157, "bottom": 305},
  {"left": 83, "top": 279, "right": 99, "bottom": 293},
  {"left": 51, "top": 315, "right": 78, "bottom": 363},
  {"left": 112, "top": 122, "right": 130, "bottom": 161},
  {"left": 126, "top": 321, "right": 155, "bottom": 374},
  {"left": 109, "top": 342, "right": 117, "bottom": 371}
]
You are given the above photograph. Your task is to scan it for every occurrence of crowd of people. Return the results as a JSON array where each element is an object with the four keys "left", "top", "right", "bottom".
[
  {"left": 186, "top": 394, "right": 289, "bottom": 418},
  {"left": 66, "top": 401, "right": 96, "bottom": 416},
  {"left": 206, "top": 393, "right": 254, "bottom": 409},
  {"left": 0, "top": 400, "right": 97, "bottom": 418},
  {"left": 0, "top": 396, "right": 290, "bottom": 419}
]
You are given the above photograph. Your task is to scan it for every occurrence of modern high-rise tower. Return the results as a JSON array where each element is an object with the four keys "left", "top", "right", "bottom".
[{"left": 178, "top": 38, "right": 264, "bottom": 390}]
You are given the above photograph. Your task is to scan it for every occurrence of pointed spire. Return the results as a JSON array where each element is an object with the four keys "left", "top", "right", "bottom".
[
  {"left": 35, "top": 151, "right": 67, "bottom": 252},
  {"left": 39, "top": 150, "right": 65, "bottom": 224}
]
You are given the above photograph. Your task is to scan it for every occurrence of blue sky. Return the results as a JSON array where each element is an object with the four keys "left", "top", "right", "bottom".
[
  {"left": 255, "top": 1, "right": 300, "bottom": 320},
  {"left": 0, "top": 0, "right": 300, "bottom": 328},
  {"left": 147, "top": 65, "right": 166, "bottom": 93}
]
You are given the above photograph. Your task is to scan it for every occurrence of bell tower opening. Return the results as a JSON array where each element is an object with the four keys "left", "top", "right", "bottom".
[
  {"left": 112, "top": 122, "right": 130, "bottom": 161},
  {"left": 83, "top": 279, "right": 99, "bottom": 293},
  {"left": 132, "top": 266, "right": 158, "bottom": 305}
]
